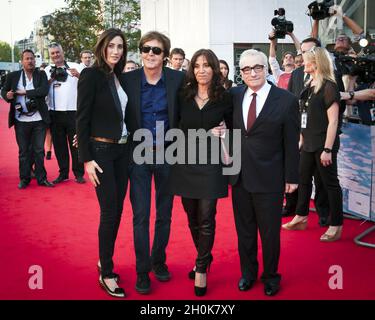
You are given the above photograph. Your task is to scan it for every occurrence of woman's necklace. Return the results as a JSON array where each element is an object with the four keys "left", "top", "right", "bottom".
[{"left": 196, "top": 94, "right": 209, "bottom": 102}]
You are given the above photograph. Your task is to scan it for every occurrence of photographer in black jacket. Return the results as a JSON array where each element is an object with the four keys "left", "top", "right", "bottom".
[{"left": 1, "top": 49, "right": 54, "bottom": 189}]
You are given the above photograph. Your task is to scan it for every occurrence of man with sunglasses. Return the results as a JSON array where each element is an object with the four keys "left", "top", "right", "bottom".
[
  {"left": 229, "top": 49, "right": 299, "bottom": 296},
  {"left": 121, "top": 31, "right": 185, "bottom": 294}
]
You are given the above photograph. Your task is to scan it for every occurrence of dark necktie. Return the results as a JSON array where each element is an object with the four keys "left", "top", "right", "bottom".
[{"left": 247, "top": 93, "right": 257, "bottom": 131}]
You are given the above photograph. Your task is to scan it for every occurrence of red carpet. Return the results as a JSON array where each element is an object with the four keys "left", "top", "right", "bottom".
[{"left": 0, "top": 98, "right": 374, "bottom": 300}]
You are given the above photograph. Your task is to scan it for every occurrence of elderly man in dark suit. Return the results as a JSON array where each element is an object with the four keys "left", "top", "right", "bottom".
[
  {"left": 230, "top": 49, "right": 299, "bottom": 296},
  {"left": 121, "top": 31, "right": 185, "bottom": 294},
  {"left": 1, "top": 49, "right": 53, "bottom": 189}
]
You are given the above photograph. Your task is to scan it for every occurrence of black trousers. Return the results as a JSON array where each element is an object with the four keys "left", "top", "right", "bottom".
[
  {"left": 181, "top": 198, "right": 217, "bottom": 273},
  {"left": 50, "top": 111, "right": 84, "bottom": 178},
  {"left": 296, "top": 150, "right": 343, "bottom": 226},
  {"left": 129, "top": 161, "right": 173, "bottom": 274},
  {"left": 14, "top": 120, "right": 47, "bottom": 183},
  {"left": 90, "top": 140, "right": 129, "bottom": 278},
  {"left": 284, "top": 171, "right": 329, "bottom": 219},
  {"left": 232, "top": 180, "right": 283, "bottom": 285}
]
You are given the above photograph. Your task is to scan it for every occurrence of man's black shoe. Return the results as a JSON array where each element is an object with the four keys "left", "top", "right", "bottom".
[
  {"left": 135, "top": 273, "right": 151, "bottom": 294},
  {"left": 38, "top": 179, "right": 55, "bottom": 187},
  {"left": 18, "top": 179, "right": 30, "bottom": 189},
  {"left": 319, "top": 216, "right": 329, "bottom": 227},
  {"left": 281, "top": 207, "right": 295, "bottom": 217},
  {"left": 264, "top": 282, "right": 280, "bottom": 296},
  {"left": 152, "top": 264, "right": 171, "bottom": 282},
  {"left": 238, "top": 278, "right": 255, "bottom": 291},
  {"left": 52, "top": 175, "right": 69, "bottom": 184},
  {"left": 75, "top": 176, "right": 86, "bottom": 184}
]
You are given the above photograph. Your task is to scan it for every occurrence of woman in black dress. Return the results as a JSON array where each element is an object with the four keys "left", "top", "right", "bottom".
[
  {"left": 282, "top": 46, "right": 343, "bottom": 242},
  {"left": 77, "top": 29, "right": 129, "bottom": 297},
  {"left": 169, "top": 49, "right": 232, "bottom": 296}
]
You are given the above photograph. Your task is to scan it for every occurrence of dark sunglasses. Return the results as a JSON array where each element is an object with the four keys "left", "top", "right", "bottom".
[{"left": 140, "top": 46, "right": 163, "bottom": 55}]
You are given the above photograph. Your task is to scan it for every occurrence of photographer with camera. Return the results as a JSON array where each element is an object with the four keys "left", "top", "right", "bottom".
[
  {"left": 1, "top": 49, "right": 54, "bottom": 189},
  {"left": 44, "top": 43, "right": 85, "bottom": 184},
  {"left": 268, "top": 25, "right": 301, "bottom": 89},
  {"left": 310, "top": 4, "right": 363, "bottom": 54}
]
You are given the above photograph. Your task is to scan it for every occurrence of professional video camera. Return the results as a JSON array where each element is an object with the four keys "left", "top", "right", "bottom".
[
  {"left": 307, "top": 0, "right": 334, "bottom": 20},
  {"left": 50, "top": 65, "right": 68, "bottom": 82},
  {"left": 336, "top": 50, "right": 375, "bottom": 84},
  {"left": 271, "top": 8, "right": 294, "bottom": 39}
]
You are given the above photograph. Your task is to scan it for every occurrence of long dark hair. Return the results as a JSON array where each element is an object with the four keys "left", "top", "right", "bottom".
[
  {"left": 219, "top": 59, "right": 233, "bottom": 89},
  {"left": 183, "top": 49, "right": 224, "bottom": 102},
  {"left": 93, "top": 28, "right": 127, "bottom": 77}
]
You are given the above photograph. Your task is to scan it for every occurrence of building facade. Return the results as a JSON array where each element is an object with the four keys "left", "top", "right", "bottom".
[{"left": 141, "top": 0, "right": 374, "bottom": 82}]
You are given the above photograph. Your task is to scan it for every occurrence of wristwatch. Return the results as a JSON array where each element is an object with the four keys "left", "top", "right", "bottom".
[
  {"left": 348, "top": 91, "right": 355, "bottom": 100},
  {"left": 323, "top": 148, "right": 332, "bottom": 153}
]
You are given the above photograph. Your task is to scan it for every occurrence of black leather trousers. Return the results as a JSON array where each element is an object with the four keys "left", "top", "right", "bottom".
[{"left": 181, "top": 198, "right": 217, "bottom": 273}]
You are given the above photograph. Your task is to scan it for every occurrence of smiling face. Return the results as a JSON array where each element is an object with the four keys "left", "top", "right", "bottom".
[
  {"left": 105, "top": 36, "right": 124, "bottom": 69},
  {"left": 194, "top": 55, "right": 214, "bottom": 86},
  {"left": 49, "top": 45, "right": 64, "bottom": 66},
  {"left": 141, "top": 39, "right": 165, "bottom": 72},
  {"left": 240, "top": 54, "right": 267, "bottom": 91}
]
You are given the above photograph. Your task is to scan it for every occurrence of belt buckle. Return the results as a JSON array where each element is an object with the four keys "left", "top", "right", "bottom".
[{"left": 117, "top": 135, "right": 128, "bottom": 144}]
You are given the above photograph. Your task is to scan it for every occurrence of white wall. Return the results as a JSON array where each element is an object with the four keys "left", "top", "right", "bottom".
[{"left": 141, "top": 0, "right": 210, "bottom": 60}]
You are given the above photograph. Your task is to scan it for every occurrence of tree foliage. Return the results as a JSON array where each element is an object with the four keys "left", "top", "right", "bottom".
[
  {"left": 103, "top": 0, "right": 141, "bottom": 52},
  {"left": 43, "top": 0, "right": 141, "bottom": 61},
  {"left": 0, "top": 41, "right": 20, "bottom": 62},
  {"left": 43, "top": 0, "right": 103, "bottom": 61}
]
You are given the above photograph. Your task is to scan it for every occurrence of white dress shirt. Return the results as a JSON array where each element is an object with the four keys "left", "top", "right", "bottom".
[{"left": 242, "top": 82, "right": 272, "bottom": 130}]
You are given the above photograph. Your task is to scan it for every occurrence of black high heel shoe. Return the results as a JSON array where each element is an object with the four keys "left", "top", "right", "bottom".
[
  {"left": 188, "top": 255, "right": 213, "bottom": 280},
  {"left": 97, "top": 261, "right": 120, "bottom": 283},
  {"left": 194, "top": 272, "right": 207, "bottom": 297},
  {"left": 99, "top": 275, "right": 126, "bottom": 298}
]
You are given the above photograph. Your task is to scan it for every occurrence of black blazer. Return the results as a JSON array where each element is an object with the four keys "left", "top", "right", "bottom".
[
  {"left": 76, "top": 67, "right": 126, "bottom": 162},
  {"left": 1, "top": 69, "right": 50, "bottom": 128},
  {"left": 229, "top": 84, "right": 300, "bottom": 193},
  {"left": 121, "top": 67, "right": 185, "bottom": 136}
]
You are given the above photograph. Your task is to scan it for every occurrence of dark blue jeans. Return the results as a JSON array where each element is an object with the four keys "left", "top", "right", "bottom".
[
  {"left": 14, "top": 120, "right": 47, "bottom": 183},
  {"left": 129, "top": 161, "right": 173, "bottom": 274},
  {"left": 90, "top": 140, "right": 129, "bottom": 278}
]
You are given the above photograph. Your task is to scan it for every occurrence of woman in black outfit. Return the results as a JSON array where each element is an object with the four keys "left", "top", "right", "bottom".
[
  {"left": 76, "top": 28, "right": 129, "bottom": 297},
  {"left": 169, "top": 49, "right": 232, "bottom": 296},
  {"left": 282, "top": 46, "right": 343, "bottom": 242}
]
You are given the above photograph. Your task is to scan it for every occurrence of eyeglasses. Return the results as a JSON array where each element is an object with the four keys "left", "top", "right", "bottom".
[
  {"left": 140, "top": 46, "right": 163, "bottom": 55},
  {"left": 240, "top": 64, "right": 265, "bottom": 74}
]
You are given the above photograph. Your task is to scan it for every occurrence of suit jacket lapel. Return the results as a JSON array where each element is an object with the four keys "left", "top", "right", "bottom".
[
  {"left": 164, "top": 68, "right": 176, "bottom": 127},
  {"left": 108, "top": 75, "right": 123, "bottom": 120},
  {"left": 235, "top": 86, "right": 247, "bottom": 132},
  {"left": 12, "top": 71, "right": 22, "bottom": 90}
]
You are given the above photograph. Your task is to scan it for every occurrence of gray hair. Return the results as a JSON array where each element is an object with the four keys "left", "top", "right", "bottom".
[
  {"left": 48, "top": 42, "right": 63, "bottom": 52},
  {"left": 239, "top": 49, "right": 268, "bottom": 69}
]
